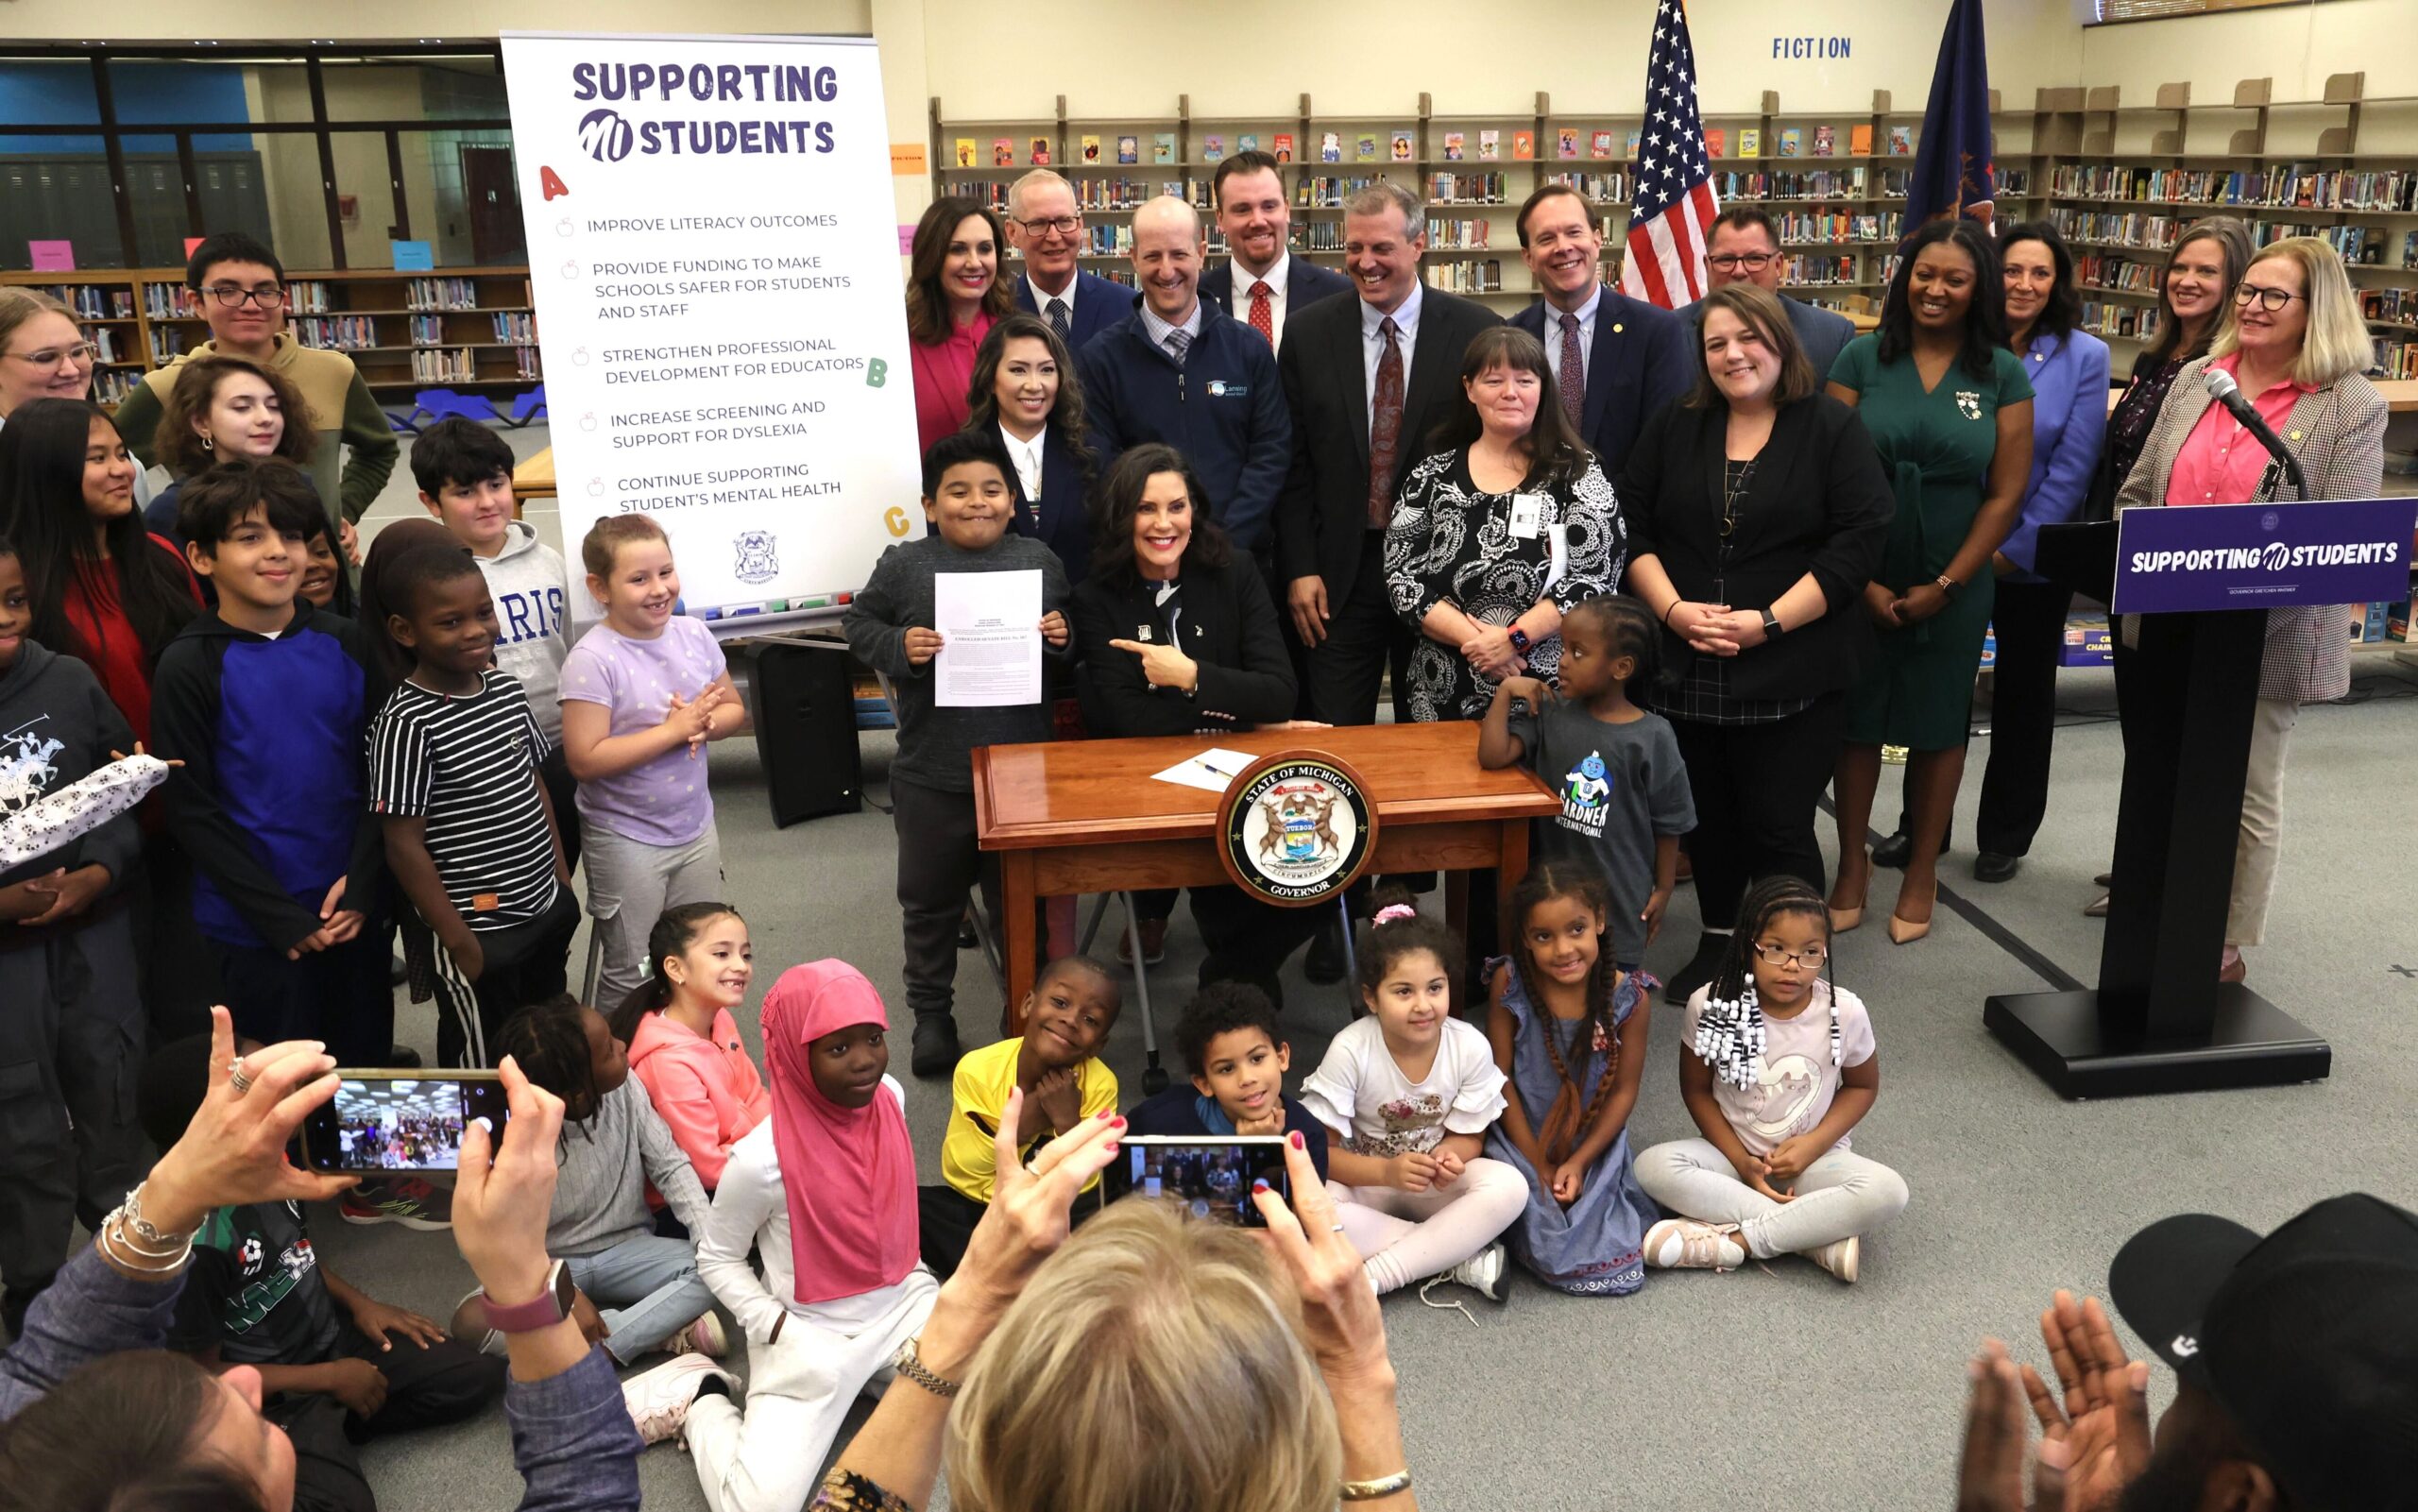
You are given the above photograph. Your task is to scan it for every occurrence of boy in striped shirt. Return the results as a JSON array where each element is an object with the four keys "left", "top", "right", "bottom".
[{"left": 367, "top": 544, "right": 575, "bottom": 1067}]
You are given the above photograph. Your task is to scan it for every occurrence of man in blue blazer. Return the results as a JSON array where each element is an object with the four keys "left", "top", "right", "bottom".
[
  {"left": 1675, "top": 206, "right": 1858, "bottom": 386},
  {"left": 1006, "top": 169, "right": 1138, "bottom": 351},
  {"left": 1511, "top": 183, "right": 1694, "bottom": 484},
  {"left": 1198, "top": 150, "right": 1353, "bottom": 356},
  {"left": 1078, "top": 197, "right": 1290, "bottom": 554}
]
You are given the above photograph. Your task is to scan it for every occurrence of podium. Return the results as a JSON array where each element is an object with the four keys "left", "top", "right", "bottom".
[{"left": 1984, "top": 495, "right": 2417, "bottom": 1097}]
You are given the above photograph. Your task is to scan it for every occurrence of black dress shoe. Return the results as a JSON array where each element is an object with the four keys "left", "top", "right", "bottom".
[
  {"left": 1303, "top": 919, "right": 1347, "bottom": 985},
  {"left": 1662, "top": 931, "right": 1729, "bottom": 1006},
  {"left": 911, "top": 1015, "right": 962, "bottom": 1078},
  {"left": 387, "top": 1045, "right": 423, "bottom": 1068},
  {"left": 1872, "top": 824, "right": 1953, "bottom": 869},
  {"left": 1972, "top": 852, "right": 2021, "bottom": 883}
]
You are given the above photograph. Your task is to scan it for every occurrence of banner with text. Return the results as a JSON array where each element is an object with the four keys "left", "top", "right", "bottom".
[
  {"left": 502, "top": 32, "right": 917, "bottom": 629},
  {"left": 2111, "top": 498, "right": 2415, "bottom": 616}
]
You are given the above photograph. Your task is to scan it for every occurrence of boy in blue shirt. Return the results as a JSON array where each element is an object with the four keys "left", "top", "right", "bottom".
[{"left": 1126, "top": 981, "right": 1331, "bottom": 1183}]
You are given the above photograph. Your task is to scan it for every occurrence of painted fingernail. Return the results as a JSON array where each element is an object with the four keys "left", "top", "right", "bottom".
[
  {"left": 1252, "top": 1180, "right": 1270, "bottom": 1193},
  {"left": 1103, "top": 1143, "right": 1118, "bottom": 1155},
  {"left": 1096, "top": 1108, "right": 1113, "bottom": 1119},
  {"left": 1288, "top": 1130, "right": 1304, "bottom": 1149}
]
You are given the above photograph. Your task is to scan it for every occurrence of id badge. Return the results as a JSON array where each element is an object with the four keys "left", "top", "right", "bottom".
[{"left": 1508, "top": 493, "right": 1546, "bottom": 539}]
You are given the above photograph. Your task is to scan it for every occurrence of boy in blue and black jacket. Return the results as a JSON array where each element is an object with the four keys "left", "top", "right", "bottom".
[{"left": 151, "top": 458, "right": 391, "bottom": 1069}]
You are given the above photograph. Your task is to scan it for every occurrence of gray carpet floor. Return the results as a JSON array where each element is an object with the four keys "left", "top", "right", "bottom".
[{"left": 309, "top": 445, "right": 2418, "bottom": 1509}]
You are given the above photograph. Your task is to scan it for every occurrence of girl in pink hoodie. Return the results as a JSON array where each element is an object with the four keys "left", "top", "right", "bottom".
[{"left": 611, "top": 901, "right": 769, "bottom": 1192}]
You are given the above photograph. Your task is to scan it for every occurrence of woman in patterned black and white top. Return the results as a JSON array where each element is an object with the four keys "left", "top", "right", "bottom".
[{"left": 1383, "top": 326, "right": 1623, "bottom": 724}]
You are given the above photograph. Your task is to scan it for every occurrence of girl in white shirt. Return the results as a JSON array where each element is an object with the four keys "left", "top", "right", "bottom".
[
  {"left": 1300, "top": 896, "right": 1527, "bottom": 1313},
  {"left": 1634, "top": 875, "right": 1909, "bottom": 1283},
  {"left": 677, "top": 960, "right": 935, "bottom": 1507}
]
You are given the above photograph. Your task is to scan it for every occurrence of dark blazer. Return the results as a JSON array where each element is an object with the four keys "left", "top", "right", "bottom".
[
  {"left": 1274, "top": 287, "right": 1502, "bottom": 603},
  {"left": 1618, "top": 393, "right": 1895, "bottom": 701},
  {"left": 1003, "top": 425, "right": 1095, "bottom": 585},
  {"left": 1014, "top": 269, "right": 1138, "bottom": 350},
  {"left": 1076, "top": 301, "right": 1291, "bottom": 552},
  {"left": 1511, "top": 283, "right": 1693, "bottom": 484},
  {"left": 1073, "top": 558, "right": 1297, "bottom": 737},
  {"left": 1200, "top": 256, "right": 1354, "bottom": 338}
]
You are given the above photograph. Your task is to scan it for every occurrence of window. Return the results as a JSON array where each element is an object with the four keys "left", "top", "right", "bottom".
[{"left": 2093, "top": 0, "right": 2333, "bottom": 23}]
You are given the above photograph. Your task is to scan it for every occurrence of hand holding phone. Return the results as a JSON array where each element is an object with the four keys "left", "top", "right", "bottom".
[
  {"left": 1118, "top": 1136, "right": 1290, "bottom": 1228},
  {"left": 301, "top": 1071, "right": 511, "bottom": 1174}
]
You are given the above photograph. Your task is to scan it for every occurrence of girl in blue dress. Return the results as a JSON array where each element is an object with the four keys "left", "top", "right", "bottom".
[{"left": 1483, "top": 859, "right": 1657, "bottom": 1295}]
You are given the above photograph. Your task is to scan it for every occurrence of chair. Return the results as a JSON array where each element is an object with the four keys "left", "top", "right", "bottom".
[
  {"left": 400, "top": 388, "right": 504, "bottom": 430},
  {"left": 503, "top": 384, "right": 548, "bottom": 428}
]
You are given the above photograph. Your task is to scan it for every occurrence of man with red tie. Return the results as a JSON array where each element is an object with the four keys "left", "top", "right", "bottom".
[
  {"left": 1509, "top": 183, "right": 1692, "bottom": 484},
  {"left": 1200, "top": 150, "right": 1351, "bottom": 357}
]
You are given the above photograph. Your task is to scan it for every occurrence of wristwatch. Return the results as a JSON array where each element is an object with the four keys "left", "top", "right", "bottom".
[
  {"left": 1759, "top": 608, "right": 1783, "bottom": 638},
  {"left": 1933, "top": 574, "right": 1962, "bottom": 600},
  {"left": 481, "top": 1259, "right": 576, "bottom": 1334},
  {"left": 890, "top": 1334, "right": 962, "bottom": 1399},
  {"left": 1507, "top": 625, "right": 1533, "bottom": 654}
]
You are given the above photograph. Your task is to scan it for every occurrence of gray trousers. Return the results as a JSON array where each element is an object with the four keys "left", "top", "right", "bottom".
[
  {"left": 1635, "top": 1137, "right": 1909, "bottom": 1258},
  {"left": 890, "top": 777, "right": 999, "bottom": 1025},
  {"left": 585, "top": 823, "right": 725, "bottom": 1015},
  {"left": 0, "top": 907, "right": 146, "bottom": 1289}
]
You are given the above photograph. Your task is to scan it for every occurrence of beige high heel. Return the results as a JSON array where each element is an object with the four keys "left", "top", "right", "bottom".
[
  {"left": 1885, "top": 912, "right": 1931, "bottom": 945},
  {"left": 1829, "top": 902, "right": 1865, "bottom": 933}
]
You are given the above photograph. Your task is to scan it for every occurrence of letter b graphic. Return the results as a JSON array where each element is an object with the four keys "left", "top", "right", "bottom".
[{"left": 865, "top": 357, "right": 888, "bottom": 388}]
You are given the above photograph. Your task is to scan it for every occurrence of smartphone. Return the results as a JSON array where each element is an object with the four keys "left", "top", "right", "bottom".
[
  {"left": 1118, "top": 1135, "right": 1290, "bottom": 1228},
  {"left": 300, "top": 1071, "right": 509, "bottom": 1174}
]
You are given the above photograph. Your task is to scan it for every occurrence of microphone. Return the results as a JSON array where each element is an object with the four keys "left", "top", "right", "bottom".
[{"left": 2203, "top": 367, "right": 2308, "bottom": 499}]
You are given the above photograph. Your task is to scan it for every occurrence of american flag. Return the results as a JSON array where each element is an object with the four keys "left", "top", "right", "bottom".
[{"left": 1620, "top": 0, "right": 1720, "bottom": 310}]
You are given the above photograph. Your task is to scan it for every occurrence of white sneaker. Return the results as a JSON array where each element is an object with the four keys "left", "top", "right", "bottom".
[
  {"left": 1444, "top": 1242, "right": 1507, "bottom": 1302},
  {"left": 1808, "top": 1234, "right": 1860, "bottom": 1283},
  {"left": 1643, "top": 1217, "right": 1746, "bottom": 1271},
  {"left": 622, "top": 1353, "right": 740, "bottom": 1446},
  {"left": 668, "top": 1309, "right": 727, "bottom": 1359}
]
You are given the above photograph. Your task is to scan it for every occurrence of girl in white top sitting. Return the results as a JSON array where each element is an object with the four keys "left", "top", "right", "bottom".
[
  {"left": 1634, "top": 875, "right": 1909, "bottom": 1283},
  {"left": 665, "top": 959, "right": 936, "bottom": 1506}
]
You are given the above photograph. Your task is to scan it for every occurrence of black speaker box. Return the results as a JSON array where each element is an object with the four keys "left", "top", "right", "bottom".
[{"left": 745, "top": 641, "right": 863, "bottom": 826}]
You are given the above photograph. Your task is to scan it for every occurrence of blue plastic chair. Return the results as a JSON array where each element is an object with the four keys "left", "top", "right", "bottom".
[
  {"left": 403, "top": 388, "right": 504, "bottom": 428},
  {"left": 504, "top": 384, "right": 548, "bottom": 428}
]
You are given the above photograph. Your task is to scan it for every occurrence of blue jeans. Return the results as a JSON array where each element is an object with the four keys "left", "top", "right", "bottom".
[{"left": 564, "top": 1234, "right": 715, "bottom": 1364}]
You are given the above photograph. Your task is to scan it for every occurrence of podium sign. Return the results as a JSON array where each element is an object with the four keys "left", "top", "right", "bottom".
[{"left": 2111, "top": 498, "right": 2415, "bottom": 615}]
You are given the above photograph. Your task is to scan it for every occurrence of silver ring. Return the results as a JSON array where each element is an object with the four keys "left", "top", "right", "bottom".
[
  {"left": 229, "top": 1057, "right": 255, "bottom": 1095},
  {"left": 1330, "top": 1222, "right": 1347, "bottom": 1232}
]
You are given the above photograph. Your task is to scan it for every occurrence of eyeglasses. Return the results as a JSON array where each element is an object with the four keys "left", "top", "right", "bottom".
[
  {"left": 2, "top": 342, "right": 100, "bottom": 370},
  {"left": 202, "top": 284, "right": 286, "bottom": 309},
  {"left": 1706, "top": 252, "right": 1776, "bottom": 273},
  {"left": 1752, "top": 941, "right": 1829, "bottom": 970},
  {"left": 1015, "top": 215, "right": 1081, "bottom": 237},
  {"left": 2232, "top": 283, "right": 2304, "bottom": 313}
]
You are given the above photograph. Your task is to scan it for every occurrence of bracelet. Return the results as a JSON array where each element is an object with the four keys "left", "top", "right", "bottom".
[
  {"left": 98, "top": 1215, "right": 192, "bottom": 1274},
  {"left": 120, "top": 1181, "right": 200, "bottom": 1250},
  {"left": 890, "top": 1334, "right": 962, "bottom": 1400},
  {"left": 1660, "top": 600, "right": 1682, "bottom": 627},
  {"left": 1340, "top": 1470, "right": 1414, "bottom": 1501}
]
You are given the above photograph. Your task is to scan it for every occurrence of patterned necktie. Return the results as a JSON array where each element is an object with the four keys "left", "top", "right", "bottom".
[
  {"left": 1165, "top": 328, "right": 1191, "bottom": 367},
  {"left": 1558, "top": 311, "right": 1586, "bottom": 426},
  {"left": 1248, "top": 280, "right": 1274, "bottom": 345},
  {"left": 1367, "top": 315, "right": 1405, "bottom": 528},
  {"left": 1047, "top": 297, "right": 1070, "bottom": 341}
]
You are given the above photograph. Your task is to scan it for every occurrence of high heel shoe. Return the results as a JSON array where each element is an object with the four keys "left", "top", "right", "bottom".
[
  {"left": 1885, "top": 912, "right": 1931, "bottom": 945},
  {"left": 1828, "top": 896, "right": 1865, "bottom": 933}
]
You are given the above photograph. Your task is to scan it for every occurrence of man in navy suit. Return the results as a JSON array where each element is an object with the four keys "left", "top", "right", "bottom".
[
  {"left": 1510, "top": 183, "right": 1693, "bottom": 484},
  {"left": 1199, "top": 150, "right": 1352, "bottom": 356},
  {"left": 1078, "top": 197, "right": 1290, "bottom": 553},
  {"left": 1006, "top": 169, "right": 1137, "bottom": 351},
  {"left": 1676, "top": 206, "right": 1858, "bottom": 385}
]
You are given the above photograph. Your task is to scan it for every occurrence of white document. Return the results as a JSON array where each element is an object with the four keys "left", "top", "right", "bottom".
[
  {"left": 934, "top": 569, "right": 1045, "bottom": 707},
  {"left": 1149, "top": 747, "right": 1256, "bottom": 793}
]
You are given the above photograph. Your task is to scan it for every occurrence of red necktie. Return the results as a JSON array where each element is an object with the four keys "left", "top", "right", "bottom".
[
  {"left": 1248, "top": 280, "right": 1274, "bottom": 345},
  {"left": 1367, "top": 315, "right": 1405, "bottom": 528},
  {"left": 1558, "top": 312, "right": 1586, "bottom": 426}
]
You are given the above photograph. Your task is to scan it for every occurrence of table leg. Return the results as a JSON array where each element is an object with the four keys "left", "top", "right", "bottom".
[
  {"left": 1496, "top": 819, "right": 1531, "bottom": 957},
  {"left": 1444, "top": 868, "right": 1471, "bottom": 1014},
  {"left": 1000, "top": 850, "right": 1038, "bottom": 1037}
]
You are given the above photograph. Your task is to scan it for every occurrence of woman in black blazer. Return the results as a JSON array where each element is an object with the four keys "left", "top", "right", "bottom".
[
  {"left": 1618, "top": 284, "right": 1894, "bottom": 1004},
  {"left": 963, "top": 312, "right": 1096, "bottom": 583},
  {"left": 1075, "top": 442, "right": 1321, "bottom": 998}
]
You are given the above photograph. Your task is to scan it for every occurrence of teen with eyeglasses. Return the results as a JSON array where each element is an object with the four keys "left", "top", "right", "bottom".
[{"left": 109, "top": 232, "right": 399, "bottom": 541}]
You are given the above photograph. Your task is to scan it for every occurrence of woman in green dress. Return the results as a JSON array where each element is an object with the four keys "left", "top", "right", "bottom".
[{"left": 1824, "top": 219, "right": 2034, "bottom": 944}]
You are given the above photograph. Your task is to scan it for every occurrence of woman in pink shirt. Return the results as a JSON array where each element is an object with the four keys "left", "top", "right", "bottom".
[
  {"left": 610, "top": 901, "right": 769, "bottom": 1194},
  {"left": 906, "top": 196, "right": 1013, "bottom": 459},
  {"left": 2113, "top": 235, "right": 2386, "bottom": 984}
]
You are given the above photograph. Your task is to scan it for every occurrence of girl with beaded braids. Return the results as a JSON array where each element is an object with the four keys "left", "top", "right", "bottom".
[
  {"left": 1632, "top": 875, "right": 1906, "bottom": 1284},
  {"left": 1482, "top": 860, "right": 1657, "bottom": 1296}
]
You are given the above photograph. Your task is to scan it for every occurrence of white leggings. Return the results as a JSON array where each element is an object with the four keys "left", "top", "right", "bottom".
[
  {"left": 1330, "top": 1157, "right": 1526, "bottom": 1294},
  {"left": 1635, "top": 1139, "right": 1908, "bottom": 1258}
]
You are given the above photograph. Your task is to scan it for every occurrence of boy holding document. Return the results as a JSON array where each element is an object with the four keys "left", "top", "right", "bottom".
[{"left": 843, "top": 432, "right": 1071, "bottom": 1077}]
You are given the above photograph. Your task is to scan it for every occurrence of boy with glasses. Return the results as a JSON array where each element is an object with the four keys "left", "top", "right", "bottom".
[{"left": 112, "top": 232, "right": 400, "bottom": 537}]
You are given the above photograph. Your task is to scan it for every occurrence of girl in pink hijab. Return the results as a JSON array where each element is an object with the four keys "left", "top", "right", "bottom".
[{"left": 638, "top": 960, "right": 937, "bottom": 1493}]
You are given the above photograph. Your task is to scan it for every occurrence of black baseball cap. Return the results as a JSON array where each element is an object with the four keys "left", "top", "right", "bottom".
[{"left": 2108, "top": 1193, "right": 2418, "bottom": 1511}]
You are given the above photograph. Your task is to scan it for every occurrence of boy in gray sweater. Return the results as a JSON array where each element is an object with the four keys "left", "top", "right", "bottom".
[{"left": 843, "top": 432, "right": 1071, "bottom": 1077}]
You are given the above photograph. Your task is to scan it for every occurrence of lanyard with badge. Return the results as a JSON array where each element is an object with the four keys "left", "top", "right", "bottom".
[{"left": 1507, "top": 491, "right": 1568, "bottom": 587}]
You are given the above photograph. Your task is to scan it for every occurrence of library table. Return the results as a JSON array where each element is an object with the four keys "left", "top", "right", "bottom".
[{"left": 974, "top": 722, "right": 1558, "bottom": 1032}]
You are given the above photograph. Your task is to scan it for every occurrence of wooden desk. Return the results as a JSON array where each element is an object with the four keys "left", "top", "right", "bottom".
[
  {"left": 514, "top": 446, "right": 555, "bottom": 505},
  {"left": 974, "top": 722, "right": 1559, "bottom": 1030}
]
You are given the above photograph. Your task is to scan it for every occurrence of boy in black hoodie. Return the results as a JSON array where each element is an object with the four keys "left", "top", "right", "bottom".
[
  {"left": 0, "top": 535, "right": 149, "bottom": 1336},
  {"left": 152, "top": 459, "right": 389, "bottom": 1071}
]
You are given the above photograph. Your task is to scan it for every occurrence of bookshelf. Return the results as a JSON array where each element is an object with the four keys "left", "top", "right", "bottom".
[{"left": 2, "top": 266, "right": 544, "bottom": 411}]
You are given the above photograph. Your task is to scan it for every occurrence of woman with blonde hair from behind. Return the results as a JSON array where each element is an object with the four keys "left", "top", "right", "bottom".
[
  {"left": 2112, "top": 234, "right": 2385, "bottom": 987},
  {"left": 813, "top": 1103, "right": 1417, "bottom": 1511}
]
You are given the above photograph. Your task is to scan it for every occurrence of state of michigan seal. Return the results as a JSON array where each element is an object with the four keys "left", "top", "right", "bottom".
[{"left": 1218, "top": 752, "right": 1378, "bottom": 907}]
